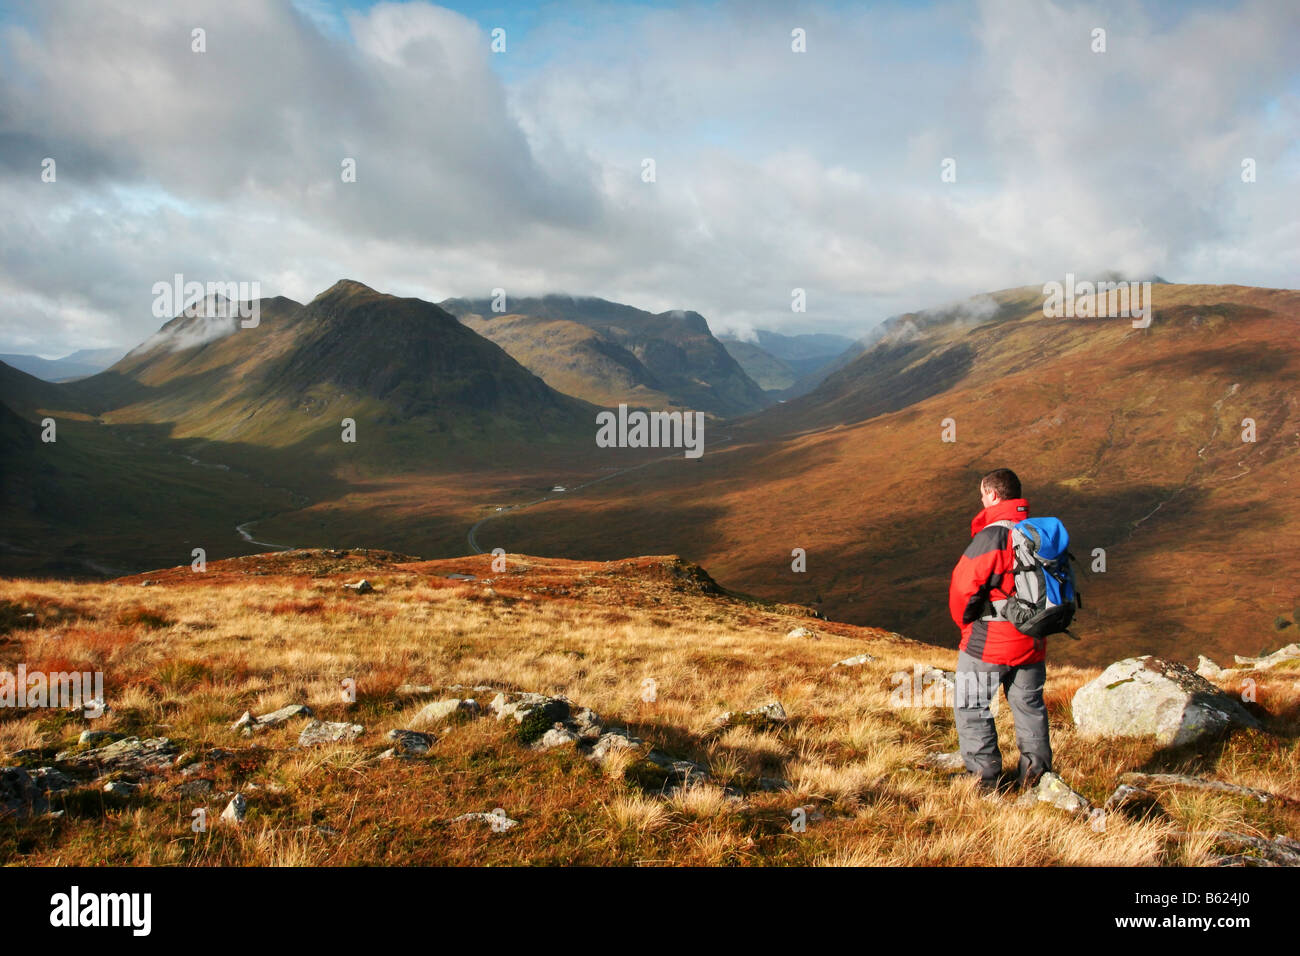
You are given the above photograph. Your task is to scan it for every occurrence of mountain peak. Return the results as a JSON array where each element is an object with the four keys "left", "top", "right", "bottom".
[{"left": 313, "top": 279, "right": 382, "bottom": 302}]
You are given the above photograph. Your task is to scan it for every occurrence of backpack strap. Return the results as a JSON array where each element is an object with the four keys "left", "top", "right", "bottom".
[{"left": 978, "top": 520, "right": 1017, "bottom": 621}]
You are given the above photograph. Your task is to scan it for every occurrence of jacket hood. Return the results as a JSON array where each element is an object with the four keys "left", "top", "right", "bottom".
[{"left": 970, "top": 498, "right": 1030, "bottom": 537}]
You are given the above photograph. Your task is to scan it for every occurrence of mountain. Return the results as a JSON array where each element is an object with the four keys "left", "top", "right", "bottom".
[
  {"left": 0, "top": 347, "right": 125, "bottom": 382},
  {"left": 720, "top": 330, "right": 859, "bottom": 397},
  {"left": 441, "top": 295, "right": 768, "bottom": 417},
  {"left": 77, "top": 280, "right": 597, "bottom": 462},
  {"left": 720, "top": 339, "right": 798, "bottom": 392},
  {"left": 0, "top": 281, "right": 604, "bottom": 576},
  {"left": 463, "top": 282, "right": 1300, "bottom": 668}
]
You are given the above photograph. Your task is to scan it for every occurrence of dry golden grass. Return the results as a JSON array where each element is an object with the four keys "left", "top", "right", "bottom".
[{"left": 1, "top": 551, "right": 1296, "bottom": 866}]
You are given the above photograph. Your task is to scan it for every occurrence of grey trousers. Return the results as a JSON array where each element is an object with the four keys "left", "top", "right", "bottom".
[{"left": 954, "top": 649, "right": 1052, "bottom": 783}]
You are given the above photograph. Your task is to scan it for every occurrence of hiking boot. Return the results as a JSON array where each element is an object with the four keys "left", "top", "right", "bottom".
[{"left": 1017, "top": 755, "right": 1049, "bottom": 792}]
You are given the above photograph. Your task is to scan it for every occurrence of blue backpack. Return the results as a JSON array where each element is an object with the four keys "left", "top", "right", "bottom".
[{"left": 996, "top": 517, "right": 1082, "bottom": 639}]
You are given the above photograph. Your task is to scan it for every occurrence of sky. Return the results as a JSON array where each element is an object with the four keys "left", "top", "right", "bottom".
[{"left": 0, "top": 0, "right": 1296, "bottom": 355}]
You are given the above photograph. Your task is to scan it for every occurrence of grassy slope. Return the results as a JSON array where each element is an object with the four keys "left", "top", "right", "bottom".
[{"left": 1, "top": 550, "right": 1295, "bottom": 865}]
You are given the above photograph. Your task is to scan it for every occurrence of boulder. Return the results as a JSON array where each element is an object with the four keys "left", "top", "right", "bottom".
[
  {"left": 1071, "top": 656, "right": 1260, "bottom": 746},
  {"left": 297, "top": 720, "right": 364, "bottom": 747},
  {"left": 103, "top": 780, "right": 140, "bottom": 796},
  {"left": 344, "top": 579, "right": 373, "bottom": 593},
  {"left": 786, "top": 626, "right": 815, "bottom": 639}
]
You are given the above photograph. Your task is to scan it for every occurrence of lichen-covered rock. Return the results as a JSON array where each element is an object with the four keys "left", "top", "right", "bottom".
[
  {"left": 1071, "top": 656, "right": 1260, "bottom": 746},
  {"left": 833, "top": 653, "right": 875, "bottom": 668},
  {"left": 450, "top": 810, "right": 517, "bottom": 832},
  {"left": 786, "top": 626, "right": 815, "bottom": 639},
  {"left": 489, "top": 692, "right": 571, "bottom": 725},
  {"left": 220, "top": 793, "right": 247, "bottom": 824},
  {"left": 587, "top": 731, "right": 645, "bottom": 763},
  {"left": 232, "top": 703, "right": 313, "bottom": 736},
  {"left": 1015, "top": 772, "right": 1092, "bottom": 813},
  {"left": 413, "top": 698, "right": 480, "bottom": 725},
  {"left": 386, "top": 729, "right": 433, "bottom": 755},
  {"left": 531, "top": 725, "right": 580, "bottom": 750},
  {"left": 0, "top": 767, "right": 48, "bottom": 818},
  {"left": 297, "top": 720, "right": 364, "bottom": 747},
  {"left": 56, "top": 736, "right": 178, "bottom": 772}
]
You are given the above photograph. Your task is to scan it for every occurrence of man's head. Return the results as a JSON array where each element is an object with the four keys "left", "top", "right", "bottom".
[{"left": 979, "top": 468, "right": 1021, "bottom": 508}]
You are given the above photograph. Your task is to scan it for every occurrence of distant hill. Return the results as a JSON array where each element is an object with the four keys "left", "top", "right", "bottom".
[
  {"left": 0, "top": 347, "right": 125, "bottom": 382},
  {"left": 719, "top": 330, "right": 857, "bottom": 397},
  {"left": 442, "top": 295, "right": 768, "bottom": 416}
]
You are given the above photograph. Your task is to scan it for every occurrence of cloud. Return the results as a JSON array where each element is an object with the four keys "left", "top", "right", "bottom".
[{"left": 0, "top": 0, "right": 1296, "bottom": 356}]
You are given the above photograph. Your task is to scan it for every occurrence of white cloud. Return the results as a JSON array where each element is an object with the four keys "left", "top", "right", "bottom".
[{"left": 0, "top": 0, "right": 1296, "bottom": 356}]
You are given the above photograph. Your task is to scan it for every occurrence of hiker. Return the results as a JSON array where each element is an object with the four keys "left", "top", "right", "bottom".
[{"left": 948, "top": 468, "right": 1052, "bottom": 794}]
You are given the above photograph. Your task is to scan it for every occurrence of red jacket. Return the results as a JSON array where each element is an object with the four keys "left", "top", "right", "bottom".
[{"left": 949, "top": 497, "right": 1044, "bottom": 665}]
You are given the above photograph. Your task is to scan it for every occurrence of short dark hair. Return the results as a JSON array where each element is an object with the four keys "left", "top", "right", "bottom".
[{"left": 980, "top": 468, "right": 1021, "bottom": 500}]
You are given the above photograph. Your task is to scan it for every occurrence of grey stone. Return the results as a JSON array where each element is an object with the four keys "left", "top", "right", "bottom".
[
  {"left": 103, "top": 780, "right": 140, "bottom": 796},
  {"left": 344, "top": 579, "right": 374, "bottom": 593},
  {"left": 1072, "top": 657, "right": 1261, "bottom": 746},
  {"left": 56, "top": 736, "right": 178, "bottom": 772},
  {"left": 413, "top": 698, "right": 480, "bottom": 725},
  {"left": 569, "top": 707, "right": 604, "bottom": 741},
  {"left": 587, "top": 731, "right": 645, "bottom": 763},
  {"left": 233, "top": 703, "right": 313, "bottom": 735},
  {"left": 531, "top": 725, "right": 580, "bottom": 750},
  {"left": 489, "top": 692, "right": 571, "bottom": 726},
  {"left": 297, "top": 720, "right": 364, "bottom": 747},
  {"left": 29, "top": 767, "right": 76, "bottom": 794},
  {"left": 0, "top": 767, "right": 48, "bottom": 818},
  {"left": 450, "top": 810, "right": 518, "bottom": 832},
  {"left": 174, "top": 778, "right": 214, "bottom": 800},
  {"left": 220, "top": 794, "right": 247, "bottom": 824},
  {"left": 833, "top": 653, "right": 876, "bottom": 668},
  {"left": 920, "top": 751, "right": 968, "bottom": 772},
  {"left": 78, "top": 730, "right": 118, "bottom": 747},
  {"left": 1104, "top": 783, "right": 1162, "bottom": 817},
  {"left": 786, "top": 626, "right": 815, "bottom": 639},
  {"left": 385, "top": 729, "right": 434, "bottom": 755},
  {"left": 1015, "top": 772, "right": 1093, "bottom": 813}
]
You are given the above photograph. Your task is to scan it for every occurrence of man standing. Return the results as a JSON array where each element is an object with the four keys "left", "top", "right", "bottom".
[{"left": 948, "top": 468, "right": 1052, "bottom": 794}]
